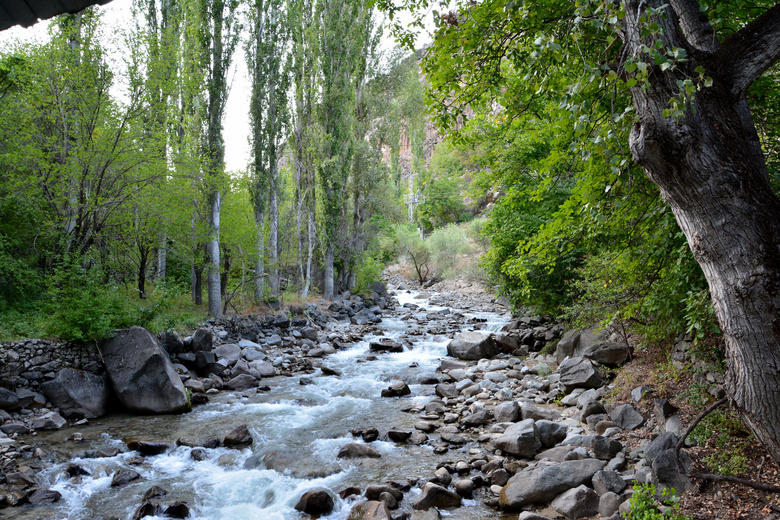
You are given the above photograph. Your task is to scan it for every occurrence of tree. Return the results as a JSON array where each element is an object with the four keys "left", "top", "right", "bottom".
[
  {"left": 247, "top": 0, "right": 290, "bottom": 301},
  {"left": 379, "top": 0, "right": 780, "bottom": 465},
  {"left": 316, "top": 0, "right": 371, "bottom": 300},
  {"left": 195, "top": 0, "right": 241, "bottom": 317}
]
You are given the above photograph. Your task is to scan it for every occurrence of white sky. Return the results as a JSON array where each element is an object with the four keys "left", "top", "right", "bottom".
[{"left": 0, "top": 0, "right": 434, "bottom": 173}]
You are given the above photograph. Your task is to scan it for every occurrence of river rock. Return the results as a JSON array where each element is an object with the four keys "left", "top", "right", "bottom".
[
  {"left": 387, "top": 429, "right": 412, "bottom": 442},
  {"left": 249, "top": 360, "right": 275, "bottom": 377},
  {"left": 413, "top": 482, "right": 462, "bottom": 510},
  {"left": 28, "top": 488, "right": 62, "bottom": 505},
  {"left": 646, "top": 432, "right": 678, "bottom": 462},
  {"left": 435, "top": 383, "right": 458, "bottom": 398},
  {"left": 223, "top": 424, "right": 253, "bottom": 448},
  {"left": 446, "top": 331, "right": 497, "bottom": 360},
  {"left": 492, "top": 418, "right": 541, "bottom": 458},
  {"left": 562, "top": 435, "right": 623, "bottom": 460},
  {"left": 381, "top": 380, "right": 410, "bottom": 397},
  {"left": 294, "top": 489, "right": 335, "bottom": 515},
  {"left": 551, "top": 484, "right": 599, "bottom": 519},
  {"left": 224, "top": 374, "right": 258, "bottom": 391},
  {"left": 536, "top": 420, "right": 568, "bottom": 448},
  {"left": 127, "top": 440, "right": 169, "bottom": 456},
  {"left": 493, "top": 401, "right": 520, "bottom": 423},
  {"left": 652, "top": 449, "right": 691, "bottom": 495},
  {"left": 215, "top": 344, "right": 241, "bottom": 366},
  {"left": 0, "top": 388, "right": 21, "bottom": 411},
  {"left": 585, "top": 342, "right": 632, "bottom": 366},
  {"left": 191, "top": 328, "right": 213, "bottom": 352},
  {"left": 558, "top": 357, "right": 602, "bottom": 391},
  {"left": 352, "top": 500, "right": 392, "bottom": 520},
  {"left": 101, "top": 326, "right": 190, "bottom": 414},
  {"left": 592, "top": 470, "right": 626, "bottom": 495},
  {"left": 337, "top": 442, "right": 381, "bottom": 458},
  {"left": 369, "top": 338, "right": 403, "bottom": 353},
  {"left": 454, "top": 479, "right": 474, "bottom": 498},
  {"left": 164, "top": 501, "right": 190, "bottom": 518},
  {"left": 365, "top": 485, "right": 403, "bottom": 502},
  {"left": 112, "top": 469, "right": 141, "bottom": 487},
  {"left": 610, "top": 404, "right": 644, "bottom": 430},
  {"left": 41, "top": 368, "right": 110, "bottom": 420},
  {"left": 159, "top": 329, "right": 185, "bottom": 355},
  {"left": 30, "top": 411, "right": 66, "bottom": 430},
  {"left": 499, "top": 459, "right": 606, "bottom": 509}
]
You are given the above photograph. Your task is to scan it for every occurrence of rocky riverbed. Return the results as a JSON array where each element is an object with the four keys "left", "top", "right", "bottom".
[{"left": 0, "top": 283, "right": 699, "bottom": 519}]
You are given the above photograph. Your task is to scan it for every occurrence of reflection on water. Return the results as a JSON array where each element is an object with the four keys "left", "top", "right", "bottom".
[{"left": 5, "top": 291, "right": 511, "bottom": 520}]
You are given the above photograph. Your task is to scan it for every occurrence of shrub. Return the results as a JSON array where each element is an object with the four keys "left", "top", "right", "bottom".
[
  {"left": 626, "top": 484, "right": 689, "bottom": 520},
  {"left": 426, "top": 223, "right": 470, "bottom": 279},
  {"left": 354, "top": 253, "right": 383, "bottom": 296}
]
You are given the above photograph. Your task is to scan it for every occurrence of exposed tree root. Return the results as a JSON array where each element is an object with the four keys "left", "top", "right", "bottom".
[{"left": 675, "top": 398, "right": 780, "bottom": 494}]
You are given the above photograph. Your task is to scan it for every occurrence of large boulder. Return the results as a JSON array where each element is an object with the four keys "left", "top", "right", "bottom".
[
  {"left": 585, "top": 342, "right": 632, "bottom": 367},
  {"left": 0, "top": 388, "right": 20, "bottom": 411},
  {"left": 556, "top": 328, "right": 607, "bottom": 363},
  {"left": 413, "top": 483, "right": 462, "bottom": 510},
  {"left": 101, "top": 326, "right": 190, "bottom": 414},
  {"left": 446, "top": 332, "right": 498, "bottom": 360},
  {"left": 492, "top": 419, "right": 541, "bottom": 458},
  {"left": 551, "top": 484, "right": 599, "bottom": 519},
  {"left": 499, "top": 459, "right": 606, "bottom": 509},
  {"left": 41, "top": 368, "right": 110, "bottom": 419},
  {"left": 558, "top": 357, "right": 603, "bottom": 391}
]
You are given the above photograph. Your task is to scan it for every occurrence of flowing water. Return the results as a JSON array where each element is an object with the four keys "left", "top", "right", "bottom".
[{"left": 6, "top": 291, "right": 513, "bottom": 520}]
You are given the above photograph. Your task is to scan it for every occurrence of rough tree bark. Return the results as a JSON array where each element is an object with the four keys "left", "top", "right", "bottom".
[{"left": 623, "top": 0, "right": 780, "bottom": 464}]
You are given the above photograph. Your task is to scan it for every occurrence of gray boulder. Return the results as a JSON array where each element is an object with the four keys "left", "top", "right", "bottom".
[
  {"left": 191, "top": 328, "right": 213, "bottom": 352},
  {"left": 562, "top": 435, "right": 623, "bottom": 460},
  {"left": 30, "top": 411, "right": 66, "bottom": 430},
  {"left": 159, "top": 329, "right": 185, "bottom": 355},
  {"left": 559, "top": 357, "right": 603, "bottom": 391},
  {"left": 101, "top": 326, "right": 190, "bottom": 414},
  {"left": 41, "top": 368, "right": 110, "bottom": 419},
  {"left": 215, "top": 344, "right": 242, "bottom": 366},
  {"left": 610, "top": 404, "right": 645, "bottom": 430},
  {"left": 353, "top": 500, "right": 392, "bottom": 520},
  {"left": 413, "top": 483, "right": 462, "bottom": 510},
  {"left": 0, "top": 388, "right": 20, "bottom": 411},
  {"left": 592, "top": 470, "right": 627, "bottom": 495},
  {"left": 556, "top": 328, "right": 607, "bottom": 363},
  {"left": 294, "top": 489, "right": 335, "bottom": 515},
  {"left": 493, "top": 401, "right": 520, "bottom": 423},
  {"left": 224, "top": 374, "right": 258, "bottom": 391},
  {"left": 493, "top": 419, "right": 541, "bottom": 458},
  {"left": 585, "top": 342, "right": 632, "bottom": 366},
  {"left": 249, "top": 360, "right": 275, "bottom": 377},
  {"left": 337, "top": 442, "right": 381, "bottom": 458},
  {"left": 499, "top": 459, "right": 606, "bottom": 509},
  {"left": 446, "top": 332, "right": 498, "bottom": 360},
  {"left": 536, "top": 420, "right": 568, "bottom": 448},
  {"left": 551, "top": 484, "right": 599, "bottom": 519},
  {"left": 646, "top": 432, "right": 679, "bottom": 462},
  {"left": 652, "top": 449, "right": 691, "bottom": 495}
]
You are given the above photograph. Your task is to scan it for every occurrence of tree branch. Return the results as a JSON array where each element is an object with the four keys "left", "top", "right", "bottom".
[
  {"left": 675, "top": 398, "right": 780, "bottom": 494},
  {"left": 717, "top": 4, "right": 780, "bottom": 95},
  {"left": 669, "top": 0, "right": 719, "bottom": 53}
]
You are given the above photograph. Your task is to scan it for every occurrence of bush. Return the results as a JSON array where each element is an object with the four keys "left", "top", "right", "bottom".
[
  {"left": 426, "top": 223, "right": 470, "bottom": 279},
  {"left": 354, "top": 253, "right": 383, "bottom": 296},
  {"left": 626, "top": 484, "right": 689, "bottom": 520},
  {"left": 44, "top": 257, "right": 172, "bottom": 343}
]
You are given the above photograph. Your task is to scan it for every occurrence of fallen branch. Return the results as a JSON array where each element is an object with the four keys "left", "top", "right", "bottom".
[{"left": 675, "top": 397, "right": 780, "bottom": 494}]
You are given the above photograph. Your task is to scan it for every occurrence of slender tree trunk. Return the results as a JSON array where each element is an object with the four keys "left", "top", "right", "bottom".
[
  {"left": 138, "top": 248, "right": 148, "bottom": 299},
  {"left": 624, "top": 0, "right": 780, "bottom": 465},
  {"left": 156, "top": 233, "right": 167, "bottom": 281},
  {"left": 324, "top": 242, "right": 334, "bottom": 300},
  {"left": 254, "top": 209, "right": 266, "bottom": 300},
  {"left": 269, "top": 164, "right": 279, "bottom": 295},
  {"left": 207, "top": 189, "right": 223, "bottom": 317},
  {"left": 192, "top": 262, "right": 203, "bottom": 305}
]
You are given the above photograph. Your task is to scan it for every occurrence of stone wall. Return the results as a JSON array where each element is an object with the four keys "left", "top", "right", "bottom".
[{"left": 0, "top": 339, "right": 104, "bottom": 391}]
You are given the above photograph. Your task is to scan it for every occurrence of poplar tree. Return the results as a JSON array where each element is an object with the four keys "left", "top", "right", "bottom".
[
  {"left": 316, "top": 0, "right": 371, "bottom": 300},
  {"left": 247, "top": 0, "right": 290, "bottom": 301}
]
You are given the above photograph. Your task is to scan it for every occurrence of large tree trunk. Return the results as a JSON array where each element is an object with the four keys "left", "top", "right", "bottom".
[
  {"left": 625, "top": 0, "right": 780, "bottom": 465},
  {"left": 302, "top": 207, "right": 315, "bottom": 298},
  {"left": 207, "top": 189, "right": 223, "bottom": 317},
  {"left": 156, "top": 233, "right": 167, "bottom": 281}
]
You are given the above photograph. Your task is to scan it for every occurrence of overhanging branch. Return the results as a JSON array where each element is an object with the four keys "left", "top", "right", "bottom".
[{"left": 717, "top": 4, "right": 780, "bottom": 95}]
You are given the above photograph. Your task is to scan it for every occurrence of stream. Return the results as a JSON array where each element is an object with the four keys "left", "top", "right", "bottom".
[{"left": 4, "top": 291, "right": 514, "bottom": 520}]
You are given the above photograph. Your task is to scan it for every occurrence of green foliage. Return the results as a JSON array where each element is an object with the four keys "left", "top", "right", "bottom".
[
  {"left": 426, "top": 223, "right": 470, "bottom": 279},
  {"left": 626, "top": 484, "right": 689, "bottom": 520},
  {"left": 702, "top": 451, "right": 748, "bottom": 477},
  {"left": 391, "top": 223, "right": 430, "bottom": 284},
  {"left": 353, "top": 252, "right": 383, "bottom": 296},
  {"left": 44, "top": 259, "right": 146, "bottom": 343}
]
